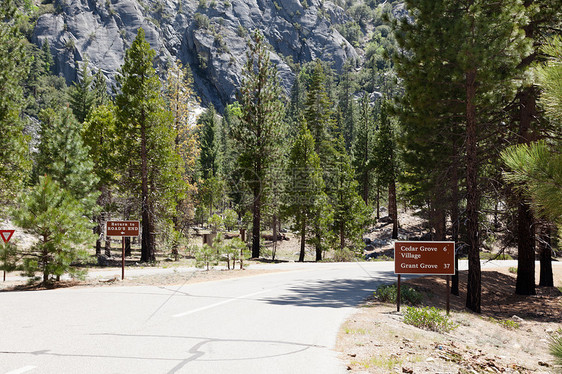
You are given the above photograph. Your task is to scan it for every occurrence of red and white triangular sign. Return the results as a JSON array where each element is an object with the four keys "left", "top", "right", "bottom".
[{"left": 0, "top": 230, "right": 15, "bottom": 243}]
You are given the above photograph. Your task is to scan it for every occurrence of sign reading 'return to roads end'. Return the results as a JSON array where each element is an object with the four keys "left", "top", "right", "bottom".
[
  {"left": 105, "top": 221, "right": 140, "bottom": 238},
  {"left": 394, "top": 241, "right": 455, "bottom": 275}
]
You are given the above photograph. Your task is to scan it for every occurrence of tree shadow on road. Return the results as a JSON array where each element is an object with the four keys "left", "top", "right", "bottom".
[{"left": 262, "top": 270, "right": 398, "bottom": 308}]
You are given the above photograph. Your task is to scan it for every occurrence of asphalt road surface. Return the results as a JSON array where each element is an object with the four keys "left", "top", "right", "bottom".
[{"left": 0, "top": 262, "right": 402, "bottom": 374}]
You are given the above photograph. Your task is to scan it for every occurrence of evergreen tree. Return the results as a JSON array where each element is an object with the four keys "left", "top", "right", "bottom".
[
  {"left": 285, "top": 123, "right": 327, "bottom": 262},
  {"left": 0, "top": 0, "right": 31, "bottom": 208},
  {"left": 234, "top": 31, "right": 284, "bottom": 258},
  {"left": 198, "top": 105, "right": 221, "bottom": 179},
  {"left": 352, "top": 93, "right": 375, "bottom": 204},
  {"left": 115, "top": 28, "right": 182, "bottom": 262},
  {"left": 374, "top": 99, "right": 398, "bottom": 239},
  {"left": 34, "top": 107, "right": 99, "bottom": 214},
  {"left": 330, "top": 135, "right": 370, "bottom": 253},
  {"left": 11, "top": 176, "right": 94, "bottom": 283},
  {"left": 395, "top": 0, "right": 531, "bottom": 313},
  {"left": 92, "top": 69, "right": 110, "bottom": 107},
  {"left": 69, "top": 60, "right": 95, "bottom": 123}
]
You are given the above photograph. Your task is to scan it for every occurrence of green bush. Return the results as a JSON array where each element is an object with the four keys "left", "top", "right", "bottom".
[
  {"left": 550, "top": 331, "right": 562, "bottom": 366},
  {"left": 375, "top": 284, "right": 423, "bottom": 305},
  {"left": 488, "top": 317, "right": 519, "bottom": 329},
  {"left": 508, "top": 267, "right": 517, "bottom": 274},
  {"left": 403, "top": 306, "right": 457, "bottom": 332}
]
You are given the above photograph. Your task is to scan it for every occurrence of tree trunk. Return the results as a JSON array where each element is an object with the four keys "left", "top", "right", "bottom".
[
  {"left": 450, "top": 155, "right": 460, "bottom": 296},
  {"left": 140, "top": 108, "right": 155, "bottom": 263},
  {"left": 516, "top": 202, "right": 536, "bottom": 294},
  {"left": 272, "top": 215, "right": 278, "bottom": 261},
  {"left": 515, "top": 86, "right": 538, "bottom": 295},
  {"left": 388, "top": 180, "right": 398, "bottom": 239},
  {"left": 299, "top": 216, "right": 306, "bottom": 262},
  {"left": 465, "top": 69, "right": 481, "bottom": 313},
  {"left": 251, "top": 187, "right": 261, "bottom": 258},
  {"left": 538, "top": 223, "right": 553, "bottom": 287},
  {"left": 376, "top": 185, "right": 380, "bottom": 220}
]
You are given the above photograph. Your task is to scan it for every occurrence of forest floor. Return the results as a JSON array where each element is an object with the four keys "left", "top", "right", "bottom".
[{"left": 336, "top": 266, "right": 562, "bottom": 373}]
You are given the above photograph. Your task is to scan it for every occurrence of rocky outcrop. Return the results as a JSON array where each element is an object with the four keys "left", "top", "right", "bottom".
[{"left": 32, "top": 0, "right": 358, "bottom": 109}]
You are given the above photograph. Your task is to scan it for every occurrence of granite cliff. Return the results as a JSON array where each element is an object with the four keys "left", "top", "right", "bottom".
[{"left": 32, "top": 0, "right": 359, "bottom": 108}]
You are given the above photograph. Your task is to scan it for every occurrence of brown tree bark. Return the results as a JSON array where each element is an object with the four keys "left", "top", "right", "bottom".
[
  {"left": 251, "top": 186, "right": 261, "bottom": 259},
  {"left": 140, "top": 107, "right": 155, "bottom": 263},
  {"left": 299, "top": 217, "right": 306, "bottom": 262},
  {"left": 388, "top": 180, "right": 398, "bottom": 239},
  {"left": 450, "top": 155, "right": 460, "bottom": 296},
  {"left": 465, "top": 69, "right": 481, "bottom": 313},
  {"left": 538, "top": 223, "right": 553, "bottom": 287},
  {"left": 515, "top": 86, "right": 538, "bottom": 295}
]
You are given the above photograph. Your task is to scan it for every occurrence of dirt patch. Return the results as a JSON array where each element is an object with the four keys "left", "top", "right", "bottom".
[
  {"left": 0, "top": 267, "right": 283, "bottom": 292},
  {"left": 337, "top": 266, "right": 562, "bottom": 373}
]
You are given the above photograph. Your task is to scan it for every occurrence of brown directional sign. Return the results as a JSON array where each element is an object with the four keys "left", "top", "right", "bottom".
[
  {"left": 394, "top": 241, "right": 455, "bottom": 275},
  {"left": 106, "top": 221, "right": 140, "bottom": 237}
]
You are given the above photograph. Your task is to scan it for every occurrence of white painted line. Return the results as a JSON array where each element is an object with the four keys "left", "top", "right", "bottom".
[
  {"left": 173, "top": 289, "right": 271, "bottom": 317},
  {"left": 5, "top": 366, "right": 37, "bottom": 374}
]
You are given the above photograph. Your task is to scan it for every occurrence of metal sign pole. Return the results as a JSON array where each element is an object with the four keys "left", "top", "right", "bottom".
[
  {"left": 122, "top": 238, "right": 125, "bottom": 280},
  {"left": 446, "top": 275, "right": 451, "bottom": 315},
  {"left": 397, "top": 274, "right": 401, "bottom": 312}
]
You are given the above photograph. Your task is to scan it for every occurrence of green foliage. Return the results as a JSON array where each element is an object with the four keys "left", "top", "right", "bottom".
[
  {"left": 508, "top": 267, "right": 517, "bottom": 274},
  {"left": 403, "top": 306, "right": 457, "bottom": 333},
  {"left": 34, "top": 107, "right": 99, "bottom": 214},
  {"left": 194, "top": 13, "right": 210, "bottom": 29},
  {"left": 198, "top": 105, "right": 221, "bottom": 179},
  {"left": 115, "top": 28, "right": 183, "bottom": 262},
  {"left": 0, "top": 0, "right": 31, "bottom": 207},
  {"left": 223, "top": 208, "right": 238, "bottom": 231},
  {"left": 487, "top": 317, "right": 519, "bottom": 330},
  {"left": 195, "top": 244, "right": 216, "bottom": 270},
  {"left": 374, "top": 283, "right": 423, "bottom": 305},
  {"left": 284, "top": 122, "right": 328, "bottom": 261},
  {"left": 68, "top": 61, "right": 95, "bottom": 123},
  {"left": 11, "top": 176, "right": 93, "bottom": 283},
  {"left": 208, "top": 213, "right": 223, "bottom": 232},
  {"left": 233, "top": 30, "right": 285, "bottom": 258},
  {"left": 550, "top": 331, "right": 562, "bottom": 366},
  {"left": 0, "top": 242, "right": 19, "bottom": 274}
]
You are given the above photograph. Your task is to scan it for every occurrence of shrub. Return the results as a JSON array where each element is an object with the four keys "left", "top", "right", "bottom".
[
  {"left": 194, "top": 13, "right": 210, "bottom": 29},
  {"left": 403, "top": 306, "right": 457, "bottom": 332},
  {"left": 223, "top": 209, "right": 238, "bottom": 231},
  {"left": 550, "top": 331, "right": 562, "bottom": 366},
  {"left": 488, "top": 317, "right": 519, "bottom": 329},
  {"left": 508, "top": 267, "right": 517, "bottom": 274},
  {"left": 208, "top": 213, "right": 223, "bottom": 232},
  {"left": 374, "top": 284, "right": 423, "bottom": 305},
  {"left": 195, "top": 244, "right": 216, "bottom": 270}
]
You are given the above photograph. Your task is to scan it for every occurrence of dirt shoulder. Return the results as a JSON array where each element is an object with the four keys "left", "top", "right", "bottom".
[{"left": 337, "top": 265, "right": 562, "bottom": 373}]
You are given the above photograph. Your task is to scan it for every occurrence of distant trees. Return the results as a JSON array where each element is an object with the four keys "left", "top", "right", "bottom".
[
  {"left": 234, "top": 31, "right": 285, "bottom": 258},
  {"left": 0, "top": 0, "right": 31, "bottom": 207}
]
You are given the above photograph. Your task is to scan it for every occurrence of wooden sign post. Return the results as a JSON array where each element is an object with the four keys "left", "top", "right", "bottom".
[
  {"left": 394, "top": 241, "right": 455, "bottom": 314},
  {"left": 105, "top": 221, "right": 140, "bottom": 280}
]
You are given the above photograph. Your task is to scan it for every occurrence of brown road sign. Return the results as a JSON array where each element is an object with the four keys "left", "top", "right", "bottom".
[
  {"left": 394, "top": 241, "right": 455, "bottom": 275},
  {"left": 106, "top": 221, "right": 140, "bottom": 237}
]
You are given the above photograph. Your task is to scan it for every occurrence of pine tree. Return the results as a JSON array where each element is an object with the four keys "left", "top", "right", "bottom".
[
  {"left": 330, "top": 135, "right": 370, "bottom": 253},
  {"left": 352, "top": 93, "right": 375, "bottom": 204},
  {"left": 11, "top": 176, "right": 94, "bottom": 283},
  {"left": 0, "top": 0, "right": 31, "bottom": 208},
  {"left": 285, "top": 123, "right": 327, "bottom": 262},
  {"left": 69, "top": 60, "right": 95, "bottom": 123},
  {"left": 115, "top": 28, "right": 181, "bottom": 262},
  {"left": 374, "top": 99, "right": 398, "bottom": 239},
  {"left": 34, "top": 107, "right": 99, "bottom": 214},
  {"left": 395, "top": 0, "right": 530, "bottom": 313},
  {"left": 198, "top": 105, "right": 221, "bottom": 179},
  {"left": 234, "top": 31, "right": 284, "bottom": 258}
]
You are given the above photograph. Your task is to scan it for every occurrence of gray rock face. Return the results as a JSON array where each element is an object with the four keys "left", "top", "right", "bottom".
[{"left": 33, "top": 0, "right": 358, "bottom": 109}]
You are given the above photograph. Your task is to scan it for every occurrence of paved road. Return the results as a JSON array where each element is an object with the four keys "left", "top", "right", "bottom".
[
  {"left": 0, "top": 260, "right": 529, "bottom": 374},
  {"left": 0, "top": 262, "right": 400, "bottom": 374}
]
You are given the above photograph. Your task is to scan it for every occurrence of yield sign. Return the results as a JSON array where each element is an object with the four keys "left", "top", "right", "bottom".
[{"left": 0, "top": 230, "right": 15, "bottom": 243}]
